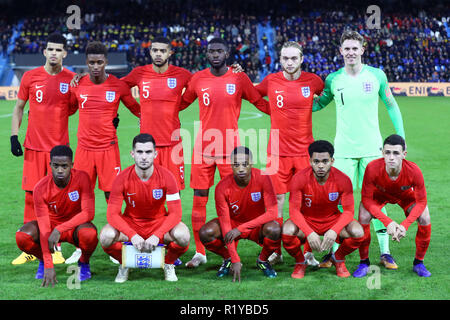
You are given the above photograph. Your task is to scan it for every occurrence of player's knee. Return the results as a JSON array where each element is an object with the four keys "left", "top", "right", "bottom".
[
  {"left": 264, "top": 221, "right": 281, "bottom": 240},
  {"left": 281, "top": 219, "right": 297, "bottom": 236},
  {"left": 199, "top": 224, "right": 215, "bottom": 244},
  {"left": 358, "top": 203, "right": 372, "bottom": 224},
  {"left": 417, "top": 206, "right": 431, "bottom": 225},
  {"left": 172, "top": 224, "right": 190, "bottom": 247},
  {"left": 78, "top": 227, "right": 99, "bottom": 245},
  {"left": 351, "top": 222, "right": 364, "bottom": 238},
  {"left": 99, "top": 225, "right": 118, "bottom": 247},
  {"left": 17, "top": 221, "right": 39, "bottom": 242}
]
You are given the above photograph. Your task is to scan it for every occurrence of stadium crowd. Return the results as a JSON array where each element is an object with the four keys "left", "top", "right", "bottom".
[{"left": 4, "top": 0, "right": 450, "bottom": 82}]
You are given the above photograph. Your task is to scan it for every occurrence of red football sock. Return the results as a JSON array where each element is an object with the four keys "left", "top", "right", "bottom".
[
  {"left": 16, "top": 231, "right": 42, "bottom": 260},
  {"left": 23, "top": 191, "right": 36, "bottom": 224},
  {"left": 259, "top": 237, "right": 281, "bottom": 261},
  {"left": 359, "top": 223, "right": 371, "bottom": 260},
  {"left": 165, "top": 242, "right": 189, "bottom": 264},
  {"left": 192, "top": 196, "right": 208, "bottom": 255},
  {"left": 334, "top": 236, "right": 364, "bottom": 261},
  {"left": 282, "top": 234, "right": 305, "bottom": 263},
  {"left": 415, "top": 224, "right": 431, "bottom": 260},
  {"left": 102, "top": 241, "right": 122, "bottom": 264},
  {"left": 303, "top": 241, "right": 312, "bottom": 254},
  {"left": 204, "top": 238, "right": 230, "bottom": 259},
  {"left": 273, "top": 217, "right": 283, "bottom": 255},
  {"left": 77, "top": 227, "right": 98, "bottom": 264}
]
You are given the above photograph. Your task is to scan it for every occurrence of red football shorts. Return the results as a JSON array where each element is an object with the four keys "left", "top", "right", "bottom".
[
  {"left": 190, "top": 154, "right": 233, "bottom": 189},
  {"left": 304, "top": 217, "right": 358, "bottom": 236},
  {"left": 372, "top": 192, "right": 417, "bottom": 216},
  {"left": 155, "top": 142, "right": 185, "bottom": 190},
  {"left": 212, "top": 217, "right": 265, "bottom": 245},
  {"left": 22, "top": 148, "right": 51, "bottom": 191},
  {"left": 74, "top": 144, "right": 121, "bottom": 192},
  {"left": 267, "top": 154, "right": 309, "bottom": 194},
  {"left": 122, "top": 216, "right": 166, "bottom": 240}
]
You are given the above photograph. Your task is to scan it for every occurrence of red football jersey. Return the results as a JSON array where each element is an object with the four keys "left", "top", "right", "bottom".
[
  {"left": 17, "top": 67, "right": 76, "bottom": 152},
  {"left": 215, "top": 168, "right": 278, "bottom": 262},
  {"left": 362, "top": 158, "right": 427, "bottom": 230},
  {"left": 256, "top": 72, "right": 324, "bottom": 156},
  {"left": 33, "top": 169, "right": 95, "bottom": 268},
  {"left": 289, "top": 166, "right": 354, "bottom": 236},
  {"left": 180, "top": 68, "right": 269, "bottom": 157},
  {"left": 121, "top": 64, "right": 192, "bottom": 146},
  {"left": 70, "top": 75, "right": 140, "bottom": 150},
  {"left": 107, "top": 164, "right": 181, "bottom": 240}
]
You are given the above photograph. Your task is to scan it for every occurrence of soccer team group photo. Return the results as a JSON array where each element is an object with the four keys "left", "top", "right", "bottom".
[{"left": 1, "top": 0, "right": 448, "bottom": 301}]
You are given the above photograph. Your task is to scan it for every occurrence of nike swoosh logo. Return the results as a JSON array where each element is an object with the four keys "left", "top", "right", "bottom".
[
  {"left": 275, "top": 90, "right": 284, "bottom": 93},
  {"left": 127, "top": 193, "right": 136, "bottom": 196},
  {"left": 142, "top": 81, "right": 150, "bottom": 84},
  {"left": 35, "top": 85, "right": 45, "bottom": 89},
  {"left": 304, "top": 194, "right": 313, "bottom": 197},
  {"left": 336, "top": 88, "right": 344, "bottom": 91},
  {"left": 201, "top": 88, "right": 209, "bottom": 91},
  {"left": 230, "top": 200, "right": 238, "bottom": 205}
]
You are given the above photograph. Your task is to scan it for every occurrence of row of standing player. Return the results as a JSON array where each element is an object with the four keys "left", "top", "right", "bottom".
[{"left": 10, "top": 31, "right": 431, "bottom": 285}]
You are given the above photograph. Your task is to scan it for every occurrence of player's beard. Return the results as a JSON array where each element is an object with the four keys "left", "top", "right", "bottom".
[{"left": 153, "top": 58, "right": 169, "bottom": 68}]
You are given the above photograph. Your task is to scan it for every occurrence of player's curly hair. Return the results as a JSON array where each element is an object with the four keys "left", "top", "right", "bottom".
[
  {"left": 308, "top": 140, "right": 334, "bottom": 158},
  {"left": 50, "top": 145, "right": 73, "bottom": 161},
  {"left": 85, "top": 41, "right": 108, "bottom": 57}
]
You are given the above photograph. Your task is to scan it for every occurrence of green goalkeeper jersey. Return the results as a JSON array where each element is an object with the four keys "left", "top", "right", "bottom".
[{"left": 314, "top": 64, "right": 405, "bottom": 158}]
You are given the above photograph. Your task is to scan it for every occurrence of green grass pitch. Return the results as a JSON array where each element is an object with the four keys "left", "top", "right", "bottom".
[{"left": 0, "top": 96, "right": 448, "bottom": 300}]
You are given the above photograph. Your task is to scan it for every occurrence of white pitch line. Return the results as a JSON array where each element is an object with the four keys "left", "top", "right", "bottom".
[{"left": 0, "top": 113, "right": 12, "bottom": 118}]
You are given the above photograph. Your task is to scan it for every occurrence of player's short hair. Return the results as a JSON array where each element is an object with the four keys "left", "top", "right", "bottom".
[
  {"left": 340, "top": 30, "right": 365, "bottom": 46},
  {"left": 151, "top": 36, "right": 171, "bottom": 47},
  {"left": 207, "top": 37, "right": 228, "bottom": 51},
  {"left": 46, "top": 33, "right": 67, "bottom": 49},
  {"left": 50, "top": 145, "right": 73, "bottom": 161},
  {"left": 281, "top": 41, "right": 303, "bottom": 56},
  {"left": 132, "top": 133, "right": 156, "bottom": 149},
  {"left": 308, "top": 140, "right": 334, "bottom": 158},
  {"left": 383, "top": 134, "right": 406, "bottom": 151},
  {"left": 231, "top": 146, "right": 253, "bottom": 161},
  {"left": 86, "top": 41, "right": 108, "bottom": 57}
]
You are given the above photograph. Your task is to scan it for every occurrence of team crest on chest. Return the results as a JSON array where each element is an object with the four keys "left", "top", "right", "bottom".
[
  {"left": 226, "top": 83, "right": 236, "bottom": 95},
  {"left": 105, "top": 91, "right": 116, "bottom": 102},
  {"left": 68, "top": 191, "right": 79, "bottom": 202},
  {"left": 167, "top": 78, "right": 177, "bottom": 89},
  {"left": 59, "top": 83, "right": 69, "bottom": 94},
  {"left": 362, "top": 82, "right": 373, "bottom": 93},
  {"left": 152, "top": 189, "right": 163, "bottom": 200},
  {"left": 301, "top": 86, "right": 310, "bottom": 98},
  {"left": 328, "top": 192, "right": 339, "bottom": 201},
  {"left": 251, "top": 192, "right": 261, "bottom": 202}
]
